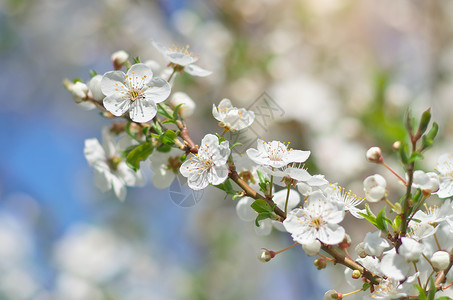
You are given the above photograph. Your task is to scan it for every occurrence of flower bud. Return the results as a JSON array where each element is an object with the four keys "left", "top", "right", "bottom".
[
  {"left": 258, "top": 248, "right": 275, "bottom": 262},
  {"left": 88, "top": 74, "right": 104, "bottom": 101},
  {"left": 111, "top": 50, "right": 129, "bottom": 70},
  {"left": 314, "top": 258, "right": 327, "bottom": 270},
  {"left": 363, "top": 174, "right": 386, "bottom": 203},
  {"left": 355, "top": 242, "right": 367, "bottom": 258},
  {"left": 431, "top": 251, "right": 450, "bottom": 270},
  {"left": 366, "top": 147, "right": 383, "bottom": 163},
  {"left": 338, "top": 234, "right": 351, "bottom": 249},
  {"left": 302, "top": 240, "right": 321, "bottom": 256},
  {"left": 169, "top": 92, "right": 196, "bottom": 118},
  {"left": 324, "top": 290, "right": 342, "bottom": 300},
  {"left": 393, "top": 141, "right": 401, "bottom": 151},
  {"left": 68, "top": 81, "right": 88, "bottom": 103},
  {"left": 352, "top": 270, "right": 361, "bottom": 279}
]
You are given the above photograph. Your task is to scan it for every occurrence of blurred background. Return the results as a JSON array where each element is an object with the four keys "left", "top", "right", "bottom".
[{"left": 1, "top": 0, "right": 453, "bottom": 299}]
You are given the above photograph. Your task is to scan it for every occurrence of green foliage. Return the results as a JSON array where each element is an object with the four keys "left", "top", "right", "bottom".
[
  {"left": 250, "top": 199, "right": 276, "bottom": 227},
  {"left": 89, "top": 70, "right": 98, "bottom": 77},
  {"left": 256, "top": 170, "right": 270, "bottom": 194},
  {"left": 359, "top": 204, "right": 391, "bottom": 232},
  {"left": 125, "top": 142, "right": 153, "bottom": 171},
  {"left": 215, "top": 179, "right": 237, "bottom": 196},
  {"left": 133, "top": 56, "right": 141, "bottom": 64}
]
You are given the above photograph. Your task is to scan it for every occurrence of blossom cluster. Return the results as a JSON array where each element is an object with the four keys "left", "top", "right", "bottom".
[{"left": 65, "top": 44, "right": 453, "bottom": 299}]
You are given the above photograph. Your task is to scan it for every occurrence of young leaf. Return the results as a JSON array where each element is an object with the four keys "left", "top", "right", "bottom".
[
  {"left": 214, "top": 179, "right": 236, "bottom": 195},
  {"left": 126, "top": 142, "right": 153, "bottom": 171},
  {"left": 375, "top": 207, "right": 389, "bottom": 233},
  {"left": 255, "top": 212, "right": 274, "bottom": 227},
  {"left": 251, "top": 198, "right": 275, "bottom": 214},
  {"left": 157, "top": 103, "right": 173, "bottom": 119}
]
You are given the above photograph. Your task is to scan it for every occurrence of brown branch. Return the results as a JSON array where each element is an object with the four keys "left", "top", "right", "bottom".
[
  {"left": 176, "top": 119, "right": 198, "bottom": 154},
  {"left": 228, "top": 167, "right": 285, "bottom": 221}
]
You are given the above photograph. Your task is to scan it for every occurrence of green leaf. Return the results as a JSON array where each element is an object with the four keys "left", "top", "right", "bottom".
[
  {"left": 255, "top": 212, "right": 274, "bottom": 227},
  {"left": 133, "top": 56, "right": 141, "bottom": 64},
  {"left": 405, "top": 108, "right": 415, "bottom": 136},
  {"left": 152, "top": 119, "right": 164, "bottom": 135},
  {"left": 427, "top": 277, "right": 436, "bottom": 300},
  {"left": 173, "top": 103, "right": 183, "bottom": 120},
  {"left": 398, "top": 143, "right": 409, "bottom": 165},
  {"left": 89, "top": 70, "right": 98, "bottom": 77},
  {"left": 417, "top": 108, "right": 431, "bottom": 136},
  {"left": 415, "top": 285, "right": 427, "bottom": 300},
  {"left": 159, "top": 129, "right": 177, "bottom": 145},
  {"left": 422, "top": 122, "right": 439, "bottom": 150},
  {"left": 361, "top": 282, "right": 371, "bottom": 291},
  {"left": 436, "top": 297, "right": 453, "bottom": 300},
  {"left": 156, "top": 144, "right": 171, "bottom": 153},
  {"left": 157, "top": 103, "right": 173, "bottom": 119},
  {"left": 251, "top": 198, "right": 275, "bottom": 214},
  {"left": 162, "top": 119, "right": 177, "bottom": 125},
  {"left": 375, "top": 207, "right": 389, "bottom": 233},
  {"left": 126, "top": 142, "right": 153, "bottom": 171},
  {"left": 214, "top": 179, "right": 236, "bottom": 195},
  {"left": 408, "top": 152, "right": 424, "bottom": 163},
  {"left": 392, "top": 215, "right": 402, "bottom": 233},
  {"left": 358, "top": 204, "right": 377, "bottom": 227},
  {"left": 230, "top": 142, "right": 243, "bottom": 150},
  {"left": 72, "top": 77, "right": 82, "bottom": 83}
]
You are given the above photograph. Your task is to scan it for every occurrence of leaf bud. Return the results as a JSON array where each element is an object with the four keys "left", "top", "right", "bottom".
[
  {"left": 324, "top": 290, "right": 342, "bottom": 300},
  {"left": 392, "top": 141, "right": 401, "bottom": 151}
]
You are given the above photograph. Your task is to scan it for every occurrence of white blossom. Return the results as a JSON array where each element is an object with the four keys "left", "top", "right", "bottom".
[
  {"left": 363, "top": 174, "right": 386, "bottom": 203},
  {"left": 101, "top": 63, "right": 171, "bottom": 123},
  {"left": 325, "top": 184, "right": 365, "bottom": 219},
  {"left": 152, "top": 41, "right": 212, "bottom": 77},
  {"left": 283, "top": 191, "right": 345, "bottom": 245},
  {"left": 412, "top": 170, "right": 440, "bottom": 193},
  {"left": 84, "top": 127, "right": 144, "bottom": 201},
  {"left": 247, "top": 140, "right": 310, "bottom": 169},
  {"left": 212, "top": 98, "right": 255, "bottom": 131},
  {"left": 366, "top": 146, "right": 382, "bottom": 163},
  {"left": 363, "top": 230, "right": 390, "bottom": 257},
  {"left": 435, "top": 153, "right": 453, "bottom": 198},
  {"left": 179, "top": 134, "right": 230, "bottom": 190},
  {"left": 399, "top": 237, "right": 424, "bottom": 262},
  {"left": 380, "top": 250, "right": 410, "bottom": 281},
  {"left": 149, "top": 148, "right": 183, "bottom": 189}
]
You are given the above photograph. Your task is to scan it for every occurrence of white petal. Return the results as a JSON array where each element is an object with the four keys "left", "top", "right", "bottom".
[
  {"left": 101, "top": 127, "right": 117, "bottom": 158},
  {"left": 184, "top": 64, "right": 212, "bottom": 77},
  {"left": 187, "top": 172, "right": 209, "bottom": 190},
  {"left": 129, "top": 98, "right": 157, "bottom": 123},
  {"left": 273, "top": 189, "right": 301, "bottom": 211},
  {"left": 317, "top": 223, "right": 345, "bottom": 245},
  {"left": 380, "top": 252, "right": 409, "bottom": 281},
  {"left": 144, "top": 78, "right": 171, "bottom": 104},
  {"left": 93, "top": 168, "right": 111, "bottom": 193},
  {"left": 111, "top": 175, "right": 126, "bottom": 201},
  {"left": 126, "top": 63, "right": 153, "bottom": 80},
  {"left": 101, "top": 71, "right": 126, "bottom": 96},
  {"left": 208, "top": 165, "right": 228, "bottom": 185},
  {"left": 84, "top": 138, "right": 106, "bottom": 166},
  {"left": 283, "top": 150, "right": 311, "bottom": 164},
  {"left": 103, "top": 94, "right": 130, "bottom": 117}
]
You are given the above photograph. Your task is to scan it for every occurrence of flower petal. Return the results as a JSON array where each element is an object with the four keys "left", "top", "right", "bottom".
[
  {"left": 126, "top": 63, "right": 153, "bottom": 81},
  {"left": 103, "top": 93, "right": 130, "bottom": 117},
  {"left": 284, "top": 150, "right": 311, "bottom": 164},
  {"left": 184, "top": 64, "right": 212, "bottom": 77},
  {"left": 208, "top": 165, "right": 228, "bottom": 185},
  {"left": 84, "top": 138, "right": 106, "bottom": 166},
  {"left": 129, "top": 98, "right": 157, "bottom": 123},
  {"left": 144, "top": 78, "right": 171, "bottom": 104},
  {"left": 101, "top": 71, "right": 126, "bottom": 96}
]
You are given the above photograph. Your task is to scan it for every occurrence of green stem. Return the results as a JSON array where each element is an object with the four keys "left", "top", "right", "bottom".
[
  {"left": 168, "top": 69, "right": 177, "bottom": 82},
  {"left": 284, "top": 183, "right": 291, "bottom": 216}
]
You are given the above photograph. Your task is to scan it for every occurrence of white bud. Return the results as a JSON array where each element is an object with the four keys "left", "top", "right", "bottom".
[
  {"left": 302, "top": 240, "right": 321, "bottom": 256},
  {"left": 363, "top": 174, "right": 386, "bottom": 203},
  {"left": 69, "top": 81, "right": 88, "bottom": 103},
  {"left": 169, "top": 92, "right": 196, "bottom": 118},
  {"left": 366, "top": 147, "right": 382, "bottom": 163},
  {"left": 87, "top": 75, "right": 104, "bottom": 101},
  {"left": 431, "top": 251, "right": 450, "bottom": 270},
  {"left": 111, "top": 50, "right": 129, "bottom": 69},
  {"left": 324, "top": 289, "right": 340, "bottom": 300}
]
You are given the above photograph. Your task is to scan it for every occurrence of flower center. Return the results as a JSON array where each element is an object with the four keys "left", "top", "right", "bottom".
[
  {"left": 266, "top": 142, "right": 287, "bottom": 161},
  {"left": 310, "top": 216, "right": 325, "bottom": 230},
  {"left": 107, "top": 156, "right": 122, "bottom": 171},
  {"left": 167, "top": 156, "right": 182, "bottom": 173},
  {"left": 129, "top": 88, "right": 144, "bottom": 102}
]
